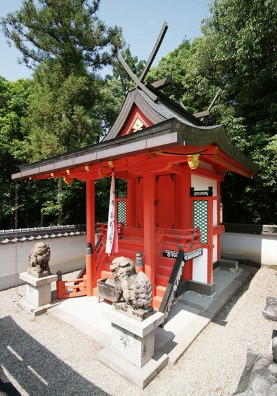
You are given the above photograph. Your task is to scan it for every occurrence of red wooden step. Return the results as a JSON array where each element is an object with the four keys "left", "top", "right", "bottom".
[
  {"left": 152, "top": 295, "right": 163, "bottom": 310},
  {"left": 156, "top": 285, "right": 166, "bottom": 297},
  {"left": 155, "top": 274, "right": 169, "bottom": 287},
  {"left": 100, "top": 270, "right": 113, "bottom": 280},
  {"left": 157, "top": 265, "right": 172, "bottom": 277}
]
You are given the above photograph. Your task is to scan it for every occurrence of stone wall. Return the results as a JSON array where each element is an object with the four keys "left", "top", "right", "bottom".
[
  {"left": 0, "top": 226, "right": 86, "bottom": 291},
  {"left": 221, "top": 224, "right": 277, "bottom": 266}
]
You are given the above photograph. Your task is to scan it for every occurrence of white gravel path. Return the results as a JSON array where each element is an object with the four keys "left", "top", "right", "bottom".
[{"left": 0, "top": 265, "right": 276, "bottom": 396}]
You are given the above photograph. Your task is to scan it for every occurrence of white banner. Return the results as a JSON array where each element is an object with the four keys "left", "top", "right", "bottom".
[{"left": 105, "top": 173, "right": 118, "bottom": 255}]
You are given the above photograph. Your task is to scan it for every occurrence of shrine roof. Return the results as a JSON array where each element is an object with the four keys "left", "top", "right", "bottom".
[
  {"left": 12, "top": 118, "right": 258, "bottom": 181},
  {"left": 104, "top": 86, "right": 202, "bottom": 141}
]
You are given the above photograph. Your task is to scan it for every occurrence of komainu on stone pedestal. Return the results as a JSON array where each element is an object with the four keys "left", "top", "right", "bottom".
[
  {"left": 110, "top": 256, "right": 152, "bottom": 317},
  {"left": 28, "top": 242, "right": 51, "bottom": 277}
]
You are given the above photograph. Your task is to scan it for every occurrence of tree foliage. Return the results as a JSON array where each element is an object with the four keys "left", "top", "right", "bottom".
[
  {"left": 0, "top": 0, "right": 125, "bottom": 227},
  {"left": 0, "top": 77, "right": 31, "bottom": 228},
  {"left": 148, "top": 0, "right": 276, "bottom": 224},
  {"left": 202, "top": 0, "right": 277, "bottom": 224},
  {"left": 0, "top": 0, "right": 276, "bottom": 227},
  {"left": 1, "top": 0, "right": 122, "bottom": 74}
]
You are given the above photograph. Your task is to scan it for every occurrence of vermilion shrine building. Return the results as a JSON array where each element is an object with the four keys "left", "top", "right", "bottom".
[{"left": 12, "top": 25, "right": 258, "bottom": 311}]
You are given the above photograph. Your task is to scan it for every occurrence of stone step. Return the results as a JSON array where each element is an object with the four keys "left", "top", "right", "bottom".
[{"left": 217, "top": 258, "right": 239, "bottom": 271}]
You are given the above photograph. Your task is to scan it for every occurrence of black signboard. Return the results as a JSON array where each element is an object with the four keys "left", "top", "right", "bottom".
[
  {"left": 190, "top": 187, "right": 213, "bottom": 197},
  {"left": 163, "top": 248, "right": 203, "bottom": 260}
]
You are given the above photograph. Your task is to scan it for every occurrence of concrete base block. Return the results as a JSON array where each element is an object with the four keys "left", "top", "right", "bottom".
[
  {"left": 98, "top": 347, "right": 168, "bottom": 389},
  {"left": 18, "top": 272, "right": 57, "bottom": 316},
  {"left": 103, "top": 309, "right": 164, "bottom": 368}
]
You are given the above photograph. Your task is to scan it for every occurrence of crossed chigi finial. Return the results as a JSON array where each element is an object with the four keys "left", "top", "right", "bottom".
[
  {"left": 117, "top": 22, "right": 221, "bottom": 118},
  {"left": 117, "top": 21, "right": 168, "bottom": 102}
]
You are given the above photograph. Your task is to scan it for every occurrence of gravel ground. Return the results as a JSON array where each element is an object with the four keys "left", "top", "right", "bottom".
[{"left": 0, "top": 264, "right": 276, "bottom": 396}]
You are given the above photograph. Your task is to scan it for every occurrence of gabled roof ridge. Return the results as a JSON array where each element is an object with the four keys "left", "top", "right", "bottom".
[
  {"left": 104, "top": 84, "right": 204, "bottom": 141},
  {"left": 145, "top": 83, "right": 203, "bottom": 126}
]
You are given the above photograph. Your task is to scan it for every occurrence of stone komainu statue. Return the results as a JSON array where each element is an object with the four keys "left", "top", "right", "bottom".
[
  {"left": 110, "top": 256, "right": 152, "bottom": 310},
  {"left": 29, "top": 242, "right": 51, "bottom": 274}
]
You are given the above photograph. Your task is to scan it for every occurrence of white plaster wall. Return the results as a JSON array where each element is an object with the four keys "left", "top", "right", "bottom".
[
  {"left": 192, "top": 248, "right": 208, "bottom": 283},
  {"left": 213, "top": 235, "right": 218, "bottom": 262},
  {"left": 191, "top": 174, "right": 217, "bottom": 195},
  {"left": 221, "top": 233, "right": 277, "bottom": 266},
  {"left": 213, "top": 200, "right": 218, "bottom": 226},
  {"left": 0, "top": 235, "right": 86, "bottom": 290}
]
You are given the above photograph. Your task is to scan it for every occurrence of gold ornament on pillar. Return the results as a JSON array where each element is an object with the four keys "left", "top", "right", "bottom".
[
  {"left": 187, "top": 154, "right": 200, "bottom": 170},
  {"left": 63, "top": 176, "right": 73, "bottom": 184}
]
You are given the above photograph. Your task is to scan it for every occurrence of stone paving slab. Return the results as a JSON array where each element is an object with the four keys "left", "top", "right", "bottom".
[{"left": 48, "top": 268, "right": 250, "bottom": 368}]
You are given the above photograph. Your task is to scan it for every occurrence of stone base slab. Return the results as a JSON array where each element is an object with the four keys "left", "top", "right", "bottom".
[
  {"left": 98, "top": 347, "right": 168, "bottom": 389},
  {"left": 103, "top": 309, "right": 165, "bottom": 368},
  {"left": 27, "top": 268, "right": 50, "bottom": 278},
  {"left": 18, "top": 272, "right": 57, "bottom": 315},
  {"left": 17, "top": 298, "right": 52, "bottom": 317},
  {"left": 103, "top": 309, "right": 164, "bottom": 338},
  {"left": 20, "top": 272, "right": 57, "bottom": 287}
]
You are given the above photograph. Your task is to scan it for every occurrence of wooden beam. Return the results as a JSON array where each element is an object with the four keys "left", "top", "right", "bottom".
[
  {"left": 86, "top": 180, "right": 95, "bottom": 296},
  {"left": 139, "top": 21, "right": 168, "bottom": 83},
  {"left": 150, "top": 76, "right": 172, "bottom": 89},
  {"left": 143, "top": 173, "right": 155, "bottom": 290},
  {"left": 117, "top": 52, "right": 158, "bottom": 102},
  {"left": 193, "top": 110, "right": 210, "bottom": 119}
]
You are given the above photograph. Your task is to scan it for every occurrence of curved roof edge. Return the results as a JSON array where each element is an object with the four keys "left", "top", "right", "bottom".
[
  {"left": 172, "top": 119, "right": 259, "bottom": 175},
  {"left": 12, "top": 118, "right": 258, "bottom": 180}
]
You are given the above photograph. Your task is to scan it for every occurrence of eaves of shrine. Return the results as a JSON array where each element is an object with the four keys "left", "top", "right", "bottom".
[{"left": 11, "top": 85, "right": 258, "bottom": 182}]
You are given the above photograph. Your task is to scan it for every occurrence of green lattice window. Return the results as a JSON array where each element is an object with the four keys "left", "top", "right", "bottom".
[
  {"left": 117, "top": 200, "right": 127, "bottom": 225},
  {"left": 193, "top": 200, "right": 208, "bottom": 243}
]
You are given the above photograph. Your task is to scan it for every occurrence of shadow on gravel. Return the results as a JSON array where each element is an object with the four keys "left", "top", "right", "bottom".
[
  {"left": 212, "top": 264, "right": 259, "bottom": 327},
  {"left": 0, "top": 316, "right": 110, "bottom": 396}
]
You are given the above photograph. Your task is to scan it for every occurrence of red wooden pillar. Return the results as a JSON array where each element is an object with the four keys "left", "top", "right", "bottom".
[
  {"left": 207, "top": 197, "right": 214, "bottom": 284},
  {"left": 217, "top": 180, "right": 222, "bottom": 261},
  {"left": 175, "top": 169, "right": 192, "bottom": 229},
  {"left": 176, "top": 171, "right": 193, "bottom": 280},
  {"left": 143, "top": 173, "right": 155, "bottom": 290},
  {"left": 86, "top": 179, "right": 95, "bottom": 296},
  {"left": 127, "top": 178, "right": 136, "bottom": 227}
]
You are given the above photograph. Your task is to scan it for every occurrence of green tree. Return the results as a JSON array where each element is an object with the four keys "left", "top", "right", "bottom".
[
  {"left": 1, "top": 0, "right": 122, "bottom": 75},
  {"left": 1, "top": 0, "right": 123, "bottom": 159},
  {"left": 1, "top": 0, "right": 124, "bottom": 226},
  {"left": 202, "top": 0, "right": 277, "bottom": 224},
  {"left": 148, "top": 0, "right": 276, "bottom": 224}
]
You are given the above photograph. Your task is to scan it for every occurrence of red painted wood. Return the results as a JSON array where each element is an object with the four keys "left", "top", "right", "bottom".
[
  {"left": 118, "top": 105, "right": 153, "bottom": 136},
  {"left": 143, "top": 173, "right": 155, "bottom": 289},
  {"left": 155, "top": 175, "right": 175, "bottom": 228},
  {"left": 183, "top": 259, "right": 193, "bottom": 280},
  {"left": 191, "top": 166, "right": 224, "bottom": 181},
  {"left": 217, "top": 180, "right": 222, "bottom": 262},
  {"left": 175, "top": 172, "right": 193, "bottom": 280},
  {"left": 183, "top": 171, "right": 192, "bottom": 229},
  {"left": 86, "top": 180, "right": 95, "bottom": 295},
  {"left": 207, "top": 197, "right": 214, "bottom": 284},
  {"left": 127, "top": 178, "right": 136, "bottom": 227},
  {"left": 136, "top": 177, "right": 144, "bottom": 228}
]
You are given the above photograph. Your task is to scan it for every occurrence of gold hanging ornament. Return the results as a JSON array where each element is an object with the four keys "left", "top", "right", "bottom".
[
  {"left": 63, "top": 176, "right": 73, "bottom": 185},
  {"left": 187, "top": 154, "right": 200, "bottom": 170}
]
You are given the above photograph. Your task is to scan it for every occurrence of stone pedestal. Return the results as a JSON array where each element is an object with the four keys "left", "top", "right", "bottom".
[
  {"left": 18, "top": 272, "right": 57, "bottom": 316},
  {"left": 98, "top": 309, "right": 168, "bottom": 388}
]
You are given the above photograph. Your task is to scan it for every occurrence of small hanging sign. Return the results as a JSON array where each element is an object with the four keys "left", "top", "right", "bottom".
[
  {"left": 190, "top": 187, "right": 213, "bottom": 197},
  {"left": 163, "top": 248, "right": 203, "bottom": 260}
]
